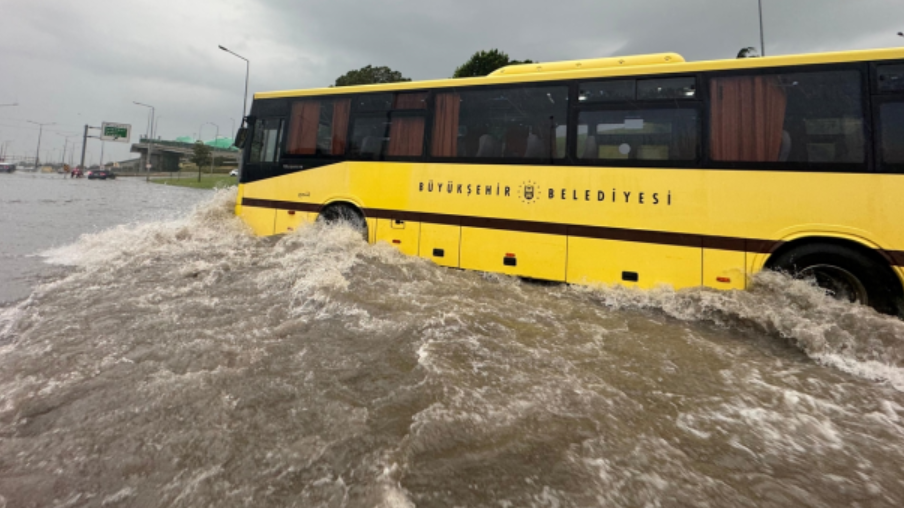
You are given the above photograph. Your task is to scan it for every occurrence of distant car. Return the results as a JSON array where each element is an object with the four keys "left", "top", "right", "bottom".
[
  {"left": 229, "top": 169, "right": 238, "bottom": 177},
  {"left": 87, "top": 170, "right": 116, "bottom": 180}
]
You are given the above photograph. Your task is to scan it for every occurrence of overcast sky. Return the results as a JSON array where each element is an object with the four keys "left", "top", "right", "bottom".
[{"left": 1, "top": 0, "right": 902, "bottom": 165}]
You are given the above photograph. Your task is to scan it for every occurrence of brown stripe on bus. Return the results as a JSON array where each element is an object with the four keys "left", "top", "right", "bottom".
[
  {"left": 242, "top": 199, "right": 904, "bottom": 266},
  {"left": 884, "top": 250, "right": 904, "bottom": 267},
  {"left": 242, "top": 198, "right": 320, "bottom": 212}
]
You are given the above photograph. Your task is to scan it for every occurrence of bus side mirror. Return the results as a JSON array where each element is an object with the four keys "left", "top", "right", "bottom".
[{"left": 234, "top": 127, "right": 249, "bottom": 148}]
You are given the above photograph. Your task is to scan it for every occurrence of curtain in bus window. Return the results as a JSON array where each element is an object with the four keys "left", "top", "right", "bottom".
[
  {"left": 388, "top": 116, "right": 425, "bottom": 156},
  {"left": 393, "top": 92, "right": 428, "bottom": 110},
  {"left": 431, "top": 93, "right": 460, "bottom": 157},
  {"left": 331, "top": 99, "right": 351, "bottom": 155},
  {"left": 287, "top": 101, "right": 320, "bottom": 155},
  {"left": 710, "top": 76, "right": 787, "bottom": 162}
]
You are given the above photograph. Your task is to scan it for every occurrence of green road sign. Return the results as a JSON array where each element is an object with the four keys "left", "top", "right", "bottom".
[
  {"left": 104, "top": 126, "right": 128, "bottom": 138},
  {"left": 100, "top": 122, "right": 131, "bottom": 143}
]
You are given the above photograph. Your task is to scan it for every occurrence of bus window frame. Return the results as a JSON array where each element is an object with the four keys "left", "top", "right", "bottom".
[
  {"left": 425, "top": 80, "right": 573, "bottom": 167},
  {"left": 570, "top": 73, "right": 703, "bottom": 168},
  {"left": 571, "top": 99, "right": 704, "bottom": 168},
  {"left": 282, "top": 94, "right": 357, "bottom": 162},
  {"left": 239, "top": 61, "right": 891, "bottom": 182},
  {"left": 872, "top": 95, "right": 904, "bottom": 173},
  {"left": 871, "top": 60, "right": 904, "bottom": 95},
  {"left": 345, "top": 90, "right": 432, "bottom": 163},
  {"left": 869, "top": 60, "right": 904, "bottom": 174},
  {"left": 702, "top": 62, "right": 873, "bottom": 174}
]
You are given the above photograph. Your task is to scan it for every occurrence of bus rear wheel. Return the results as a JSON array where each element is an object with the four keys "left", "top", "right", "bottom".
[
  {"left": 316, "top": 204, "right": 368, "bottom": 239},
  {"left": 768, "top": 242, "right": 903, "bottom": 316}
]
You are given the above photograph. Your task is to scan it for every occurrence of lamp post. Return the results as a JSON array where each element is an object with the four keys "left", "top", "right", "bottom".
[
  {"left": 229, "top": 117, "right": 235, "bottom": 139},
  {"left": 198, "top": 122, "right": 209, "bottom": 143},
  {"left": 26, "top": 120, "right": 55, "bottom": 170},
  {"left": 0, "top": 103, "right": 18, "bottom": 108},
  {"left": 758, "top": 0, "right": 766, "bottom": 57},
  {"left": 0, "top": 140, "right": 11, "bottom": 162},
  {"left": 218, "top": 45, "right": 250, "bottom": 123},
  {"left": 209, "top": 123, "right": 219, "bottom": 175},
  {"left": 59, "top": 133, "right": 78, "bottom": 171},
  {"left": 134, "top": 101, "right": 155, "bottom": 179}
]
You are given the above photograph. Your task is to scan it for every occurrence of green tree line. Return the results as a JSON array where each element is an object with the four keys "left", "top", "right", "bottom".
[{"left": 332, "top": 49, "right": 532, "bottom": 86}]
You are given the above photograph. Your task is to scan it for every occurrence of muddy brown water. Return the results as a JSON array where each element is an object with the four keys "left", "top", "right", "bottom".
[{"left": 1, "top": 177, "right": 904, "bottom": 507}]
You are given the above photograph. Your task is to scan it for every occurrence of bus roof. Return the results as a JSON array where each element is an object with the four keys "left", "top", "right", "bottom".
[{"left": 254, "top": 47, "right": 904, "bottom": 100}]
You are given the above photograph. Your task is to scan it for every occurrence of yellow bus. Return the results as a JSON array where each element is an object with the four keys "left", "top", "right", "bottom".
[{"left": 234, "top": 48, "right": 904, "bottom": 315}]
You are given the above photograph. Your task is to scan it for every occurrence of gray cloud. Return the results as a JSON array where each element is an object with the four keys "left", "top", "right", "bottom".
[{"left": 1, "top": 0, "right": 902, "bottom": 164}]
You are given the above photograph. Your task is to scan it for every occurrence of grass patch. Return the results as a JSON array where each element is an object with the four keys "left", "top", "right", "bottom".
[{"left": 150, "top": 174, "right": 236, "bottom": 190}]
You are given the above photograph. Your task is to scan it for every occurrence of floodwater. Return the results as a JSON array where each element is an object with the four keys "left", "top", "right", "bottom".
[
  {"left": 1, "top": 174, "right": 904, "bottom": 507},
  {"left": 0, "top": 173, "right": 206, "bottom": 304}
]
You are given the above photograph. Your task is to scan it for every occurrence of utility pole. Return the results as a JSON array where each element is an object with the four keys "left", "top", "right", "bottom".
[
  {"left": 60, "top": 133, "right": 78, "bottom": 170},
  {"left": 27, "top": 120, "right": 55, "bottom": 170},
  {"left": 0, "top": 140, "right": 11, "bottom": 161},
  {"left": 758, "top": 0, "right": 766, "bottom": 57},
  {"left": 79, "top": 124, "right": 101, "bottom": 170},
  {"left": 134, "top": 101, "right": 155, "bottom": 181},
  {"left": 210, "top": 124, "right": 219, "bottom": 175},
  {"left": 79, "top": 125, "right": 89, "bottom": 169}
]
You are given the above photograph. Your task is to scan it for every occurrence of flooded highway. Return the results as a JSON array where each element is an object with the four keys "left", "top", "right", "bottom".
[{"left": 1, "top": 175, "right": 904, "bottom": 507}]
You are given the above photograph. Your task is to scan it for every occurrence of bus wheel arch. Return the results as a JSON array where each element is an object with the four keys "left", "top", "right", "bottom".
[
  {"left": 316, "top": 201, "right": 369, "bottom": 239},
  {"left": 764, "top": 237, "right": 904, "bottom": 316}
]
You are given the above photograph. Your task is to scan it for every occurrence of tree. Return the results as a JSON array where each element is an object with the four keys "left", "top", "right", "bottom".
[
  {"left": 333, "top": 65, "right": 411, "bottom": 87},
  {"left": 737, "top": 47, "right": 760, "bottom": 58},
  {"left": 453, "top": 49, "right": 533, "bottom": 78},
  {"left": 190, "top": 141, "right": 211, "bottom": 182}
]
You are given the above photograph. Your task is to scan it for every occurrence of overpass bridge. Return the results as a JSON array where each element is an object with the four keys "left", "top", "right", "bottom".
[{"left": 130, "top": 138, "right": 240, "bottom": 172}]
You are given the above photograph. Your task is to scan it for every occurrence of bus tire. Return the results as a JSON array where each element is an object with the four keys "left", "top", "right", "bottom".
[
  {"left": 317, "top": 203, "right": 368, "bottom": 239},
  {"left": 767, "top": 242, "right": 904, "bottom": 316}
]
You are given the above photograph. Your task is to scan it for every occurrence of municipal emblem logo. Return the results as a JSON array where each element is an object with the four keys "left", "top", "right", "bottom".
[{"left": 519, "top": 180, "right": 540, "bottom": 205}]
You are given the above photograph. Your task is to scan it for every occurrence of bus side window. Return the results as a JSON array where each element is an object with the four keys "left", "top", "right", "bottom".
[
  {"left": 879, "top": 102, "right": 904, "bottom": 166},
  {"left": 286, "top": 99, "right": 351, "bottom": 156},
  {"left": 349, "top": 92, "right": 427, "bottom": 159},
  {"left": 576, "top": 109, "right": 698, "bottom": 162},
  {"left": 710, "top": 70, "right": 865, "bottom": 166},
  {"left": 249, "top": 118, "right": 284, "bottom": 163},
  {"left": 431, "top": 86, "right": 568, "bottom": 160}
]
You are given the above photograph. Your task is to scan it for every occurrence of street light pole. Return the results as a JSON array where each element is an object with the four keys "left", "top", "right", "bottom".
[
  {"left": 26, "top": 120, "right": 55, "bottom": 170},
  {"left": 758, "top": 0, "right": 766, "bottom": 57},
  {"left": 134, "top": 101, "right": 155, "bottom": 179},
  {"left": 0, "top": 140, "right": 11, "bottom": 161},
  {"left": 218, "top": 45, "right": 250, "bottom": 123},
  {"left": 0, "top": 103, "right": 18, "bottom": 108},
  {"left": 60, "top": 133, "right": 78, "bottom": 171},
  {"left": 210, "top": 123, "right": 219, "bottom": 174}
]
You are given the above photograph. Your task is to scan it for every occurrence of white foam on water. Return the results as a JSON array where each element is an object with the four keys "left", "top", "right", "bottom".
[
  {"left": 39, "top": 188, "right": 249, "bottom": 269},
  {"left": 572, "top": 272, "right": 904, "bottom": 391}
]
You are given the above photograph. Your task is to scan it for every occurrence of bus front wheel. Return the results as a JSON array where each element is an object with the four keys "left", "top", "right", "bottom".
[
  {"left": 767, "top": 242, "right": 903, "bottom": 316},
  {"left": 316, "top": 204, "right": 368, "bottom": 240}
]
